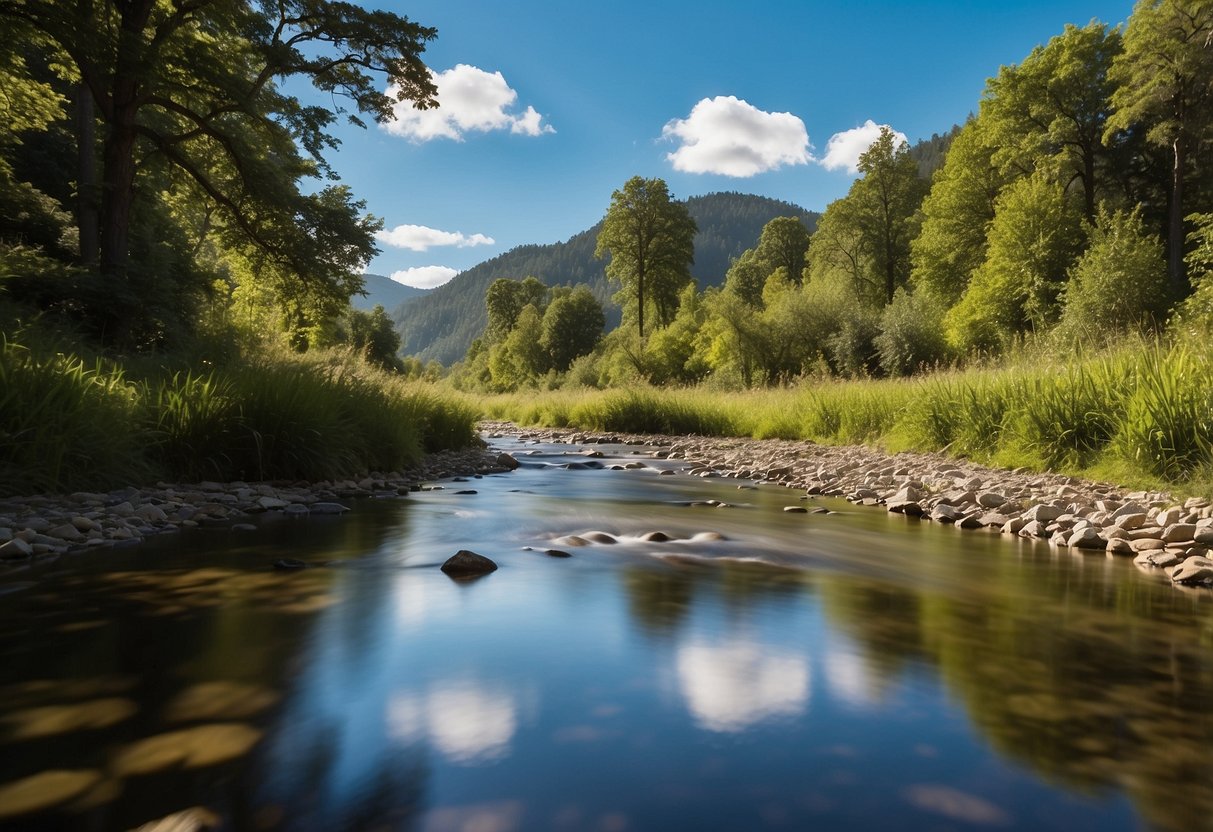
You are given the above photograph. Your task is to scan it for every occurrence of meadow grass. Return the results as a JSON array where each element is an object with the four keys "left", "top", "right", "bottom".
[
  {"left": 0, "top": 338, "right": 478, "bottom": 496},
  {"left": 474, "top": 338, "right": 1213, "bottom": 493}
]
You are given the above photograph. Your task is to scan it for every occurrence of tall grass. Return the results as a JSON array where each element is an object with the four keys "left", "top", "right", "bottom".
[
  {"left": 0, "top": 338, "right": 478, "bottom": 496},
  {"left": 473, "top": 338, "right": 1213, "bottom": 490}
]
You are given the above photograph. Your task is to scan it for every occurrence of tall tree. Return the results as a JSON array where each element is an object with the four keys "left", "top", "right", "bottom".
[
  {"left": 910, "top": 117, "right": 1012, "bottom": 303},
  {"left": 983, "top": 21, "right": 1122, "bottom": 220},
  {"left": 1107, "top": 0, "right": 1213, "bottom": 295},
  {"left": 595, "top": 176, "right": 696, "bottom": 337},
  {"left": 0, "top": 0, "right": 438, "bottom": 290},
  {"left": 809, "top": 127, "right": 926, "bottom": 304},
  {"left": 540, "top": 285, "right": 605, "bottom": 372},
  {"left": 754, "top": 216, "right": 812, "bottom": 286}
]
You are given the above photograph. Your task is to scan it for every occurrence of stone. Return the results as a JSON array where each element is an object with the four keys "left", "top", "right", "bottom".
[
  {"left": 583, "top": 532, "right": 617, "bottom": 544},
  {"left": 783, "top": 506, "right": 808, "bottom": 513},
  {"left": 46, "top": 524, "right": 84, "bottom": 543},
  {"left": 272, "top": 559, "right": 307, "bottom": 570},
  {"left": 1171, "top": 556, "right": 1213, "bottom": 584},
  {"left": 1157, "top": 507, "right": 1184, "bottom": 527},
  {"left": 441, "top": 550, "right": 498, "bottom": 577},
  {"left": 0, "top": 538, "right": 33, "bottom": 559},
  {"left": 1069, "top": 527, "right": 1105, "bottom": 550},
  {"left": 1018, "top": 521, "right": 1048, "bottom": 538},
  {"left": 931, "top": 505, "right": 961, "bottom": 523},
  {"left": 1112, "top": 512, "right": 1147, "bottom": 530},
  {"left": 1019, "top": 504, "right": 1055, "bottom": 523},
  {"left": 310, "top": 502, "right": 351, "bottom": 515},
  {"left": 1128, "top": 537, "right": 1165, "bottom": 552},
  {"left": 135, "top": 504, "right": 167, "bottom": 523},
  {"left": 256, "top": 496, "right": 288, "bottom": 510},
  {"left": 977, "top": 492, "right": 1007, "bottom": 508},
  {"left": 283, "top": 504, "right": 309, "bottom": 516},
  {"left": 1107, "top": 538, "right": 1134, "bottom": 556},
  {"left": 541, "top": 549, "right": 572, "bottom": 558},
  {"left": 1162, "top": 523, "right": 1197, "bottom": 543},
  {"left": 640, "top": 531, "right": 675, "bottom": 542}
]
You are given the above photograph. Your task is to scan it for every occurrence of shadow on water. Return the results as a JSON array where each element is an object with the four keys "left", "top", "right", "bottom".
[{"left": 0, "top": 437, "right": 1212, "bottom": 830}]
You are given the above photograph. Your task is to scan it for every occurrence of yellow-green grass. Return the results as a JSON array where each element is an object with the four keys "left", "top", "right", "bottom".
[{"left": 474, "top": 340, "right": 1213, "bottom": 495}]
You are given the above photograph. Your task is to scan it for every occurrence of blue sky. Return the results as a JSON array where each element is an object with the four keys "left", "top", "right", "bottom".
[{"left": 323, "top": 0, "right": 1135, "bottom": 287}]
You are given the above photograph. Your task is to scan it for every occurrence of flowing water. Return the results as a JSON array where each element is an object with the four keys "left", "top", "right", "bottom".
[{"left": 1, "top": 435, "right": 1212, "bottom": 831}]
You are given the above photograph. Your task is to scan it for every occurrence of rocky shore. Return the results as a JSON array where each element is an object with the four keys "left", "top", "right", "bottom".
[
  {"left": 0, "top": 447, "right": 506, "bottom": 567},
  {"left": 5, "top": 421, "right": 1213, "bottom": 589},
  {"left": 484, "top": 421, "right": 1213, "bottom": 588}
]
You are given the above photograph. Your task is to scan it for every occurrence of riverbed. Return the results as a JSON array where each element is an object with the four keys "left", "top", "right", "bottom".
[{"left": 0, "top": 433, "right": 1210, "bottom": 831}]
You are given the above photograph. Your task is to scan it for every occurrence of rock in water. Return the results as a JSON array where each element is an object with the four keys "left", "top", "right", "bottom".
[
  {"left": 441, "top": 550, "right": 498, "bottom": 576},
  {"left": 273, "top": 559, "right": 307, "bottom": 570},
  {"left": 542, "top": 549, "right": 572, "bottom": 558},
  {"left": 495, "top": 453, "right": 520, "bottom": 470}
]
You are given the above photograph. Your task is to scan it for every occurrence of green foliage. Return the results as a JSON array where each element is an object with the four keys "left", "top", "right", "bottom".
[
  {"left": 983, "top": 21, "right": 1122, "bottom": 218},
  {"left": 910, "top": 118, "right": 1012, "bottom": 304},
  {"left": 596, "top": 176, "right": 697, "bottom": 337},
  {"left": 486, "top": 276, "right": 548, "bottom": 342},
  {"left": 540, "top": 285, "right": 605, "bottom": 371},
  {"left": 875, "top": 289, "right": 950, "bottom": 376},
  {"left": 754, "top": 216, "right": 812, "bottom": 286},
  {"left": 0, "top": 335, "right": 146, "bottom": 495},
  {"left": 1056, "top": 207, "right": 1169, "bottom": 341},
  {"left": 570, "top": 389, "right": 737, "bottom": 436},
  {"left": 945, "top": 173, "right": 1086, "bottom": 352},
  {"left": 809, "top": 127, "right": 927, "bottom": 304},
  {"left": 346, "top": 305, "right": 404, "bottom": 372}
]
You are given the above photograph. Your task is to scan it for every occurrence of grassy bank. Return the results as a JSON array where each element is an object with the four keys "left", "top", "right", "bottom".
[
  {"left": 0, "top": 335, "right": 478, "bottom": 497},
  {"left": 476, "top": 340, "right": 1213, "bottom": 494}
]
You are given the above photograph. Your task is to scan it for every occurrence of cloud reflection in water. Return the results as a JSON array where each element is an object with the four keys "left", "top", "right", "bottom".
[
  {"left": 388, "top": 681, "right": 518, "bottom": 764},
  {"left": 676, "top": 639, "right": 809, "bottom": 732}
]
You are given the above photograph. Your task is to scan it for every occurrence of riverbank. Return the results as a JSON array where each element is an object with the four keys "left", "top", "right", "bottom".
[
  {"left": 484, "top": 420, "right": 1213, "bottom": 587},
  {"left": 0, "top": 446, "right": 506, "bottom": 568}
]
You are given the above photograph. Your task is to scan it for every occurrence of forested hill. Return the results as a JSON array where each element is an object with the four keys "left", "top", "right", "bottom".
[{"left": 392, "top": 192, "right": 819, "bottom": 364}]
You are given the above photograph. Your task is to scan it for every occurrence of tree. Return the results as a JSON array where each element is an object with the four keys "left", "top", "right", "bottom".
[
  {"left": 724, "top": 248, "right": 772, "bottom": 308},
  {"left": 945, "top": 173, "right": 1086, "bottom": 351},
  {"left": 808, "top": 127, "right": 926, "bottom": 304},
  {"left": 1107, "top": 0, "right": 1213, "bottom": 296},
  {"left": 910, "top": 117, "right": 1012, "bottom": 303},
  {"left": 595, "top": 176, "right": 696, "bottom": 337},
  {"left": 754, "top": 216, "right": 811, "bottom": 286},
  {"left": 540, "top": 285, "right": 605, "bottom": 371},
  {"left": 1056, "top": 207, "right": 1169, "bottom": 340},
  {"left": 1, "top": 0, "right": 438, "bottom": 293},
  {"left": 983, "top": 21, "right": 1123, "bottom": 220},
  {"left": 346, "top": 304, "right": 403, "bottom": 371},
  {"left": 485, "top": 276, "right": 547, "bottom": 341}
]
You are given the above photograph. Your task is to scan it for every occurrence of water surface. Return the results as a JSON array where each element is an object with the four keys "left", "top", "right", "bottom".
[{"left": 1, "top": 436, "right": 1211, "bottom": 831}]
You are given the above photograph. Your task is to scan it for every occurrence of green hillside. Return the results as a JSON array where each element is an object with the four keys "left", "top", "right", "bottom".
[{"left": 392, "top": 192, "right": 819, "bottom": 364}]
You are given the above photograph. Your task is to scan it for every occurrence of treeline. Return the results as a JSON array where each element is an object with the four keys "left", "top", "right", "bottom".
[{"left": 460, "top": 3, "right": 1213, "bottom": 392}]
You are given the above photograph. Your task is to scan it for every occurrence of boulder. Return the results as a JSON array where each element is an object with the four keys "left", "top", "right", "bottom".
[
  {"left": 441, "top": 550, "right": 498, "bottom": 577},
  {"left": 1171, "top": 556, "right": 1213, "bottom": 585}
]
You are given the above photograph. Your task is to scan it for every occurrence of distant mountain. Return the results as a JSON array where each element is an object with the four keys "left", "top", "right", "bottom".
[
  {"left": 909, "top": 124, "right": 964, "bottom": 179},
  {"left": 392, "top": 192, "right": 819, "bottom": 364},
  {"left": 352, "top": 273, "right": 430, "bottom": 312}
]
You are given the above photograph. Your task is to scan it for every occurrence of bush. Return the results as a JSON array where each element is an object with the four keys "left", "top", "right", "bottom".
[{"left": 875, "top": 289, "right": 950, "bottom": 376}]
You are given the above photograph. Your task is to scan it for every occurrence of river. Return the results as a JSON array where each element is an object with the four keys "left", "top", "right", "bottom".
[{"left": 0, "top": 434, "right": 1210, "bottom": 831}]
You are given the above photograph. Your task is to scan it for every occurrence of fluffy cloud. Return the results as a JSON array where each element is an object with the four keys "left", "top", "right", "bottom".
[
  {"left": 388, "top": 266, "right": 459, "bottom": 289},
  {"left": 377, "top": 224, "right": 494, "bottom": 252},
  {"left": 662, "top": 96, "right": 811, "bottom": 177},
  {"left": 676, "top": 639, "right": 809, "bottom": 732},
  {"left": 818, "top": 119, "right": 909, "bottom": 173},
  {"left": 385, "top": 64, "right": 554, "bottom": 141}
]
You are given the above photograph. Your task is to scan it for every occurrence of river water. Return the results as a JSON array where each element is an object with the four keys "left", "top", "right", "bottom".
[{"left": 0, "top": 435, "right": 1211, "bottom": 831}]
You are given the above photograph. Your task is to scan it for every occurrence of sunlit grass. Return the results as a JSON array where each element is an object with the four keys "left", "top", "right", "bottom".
[
  {"left": 0, "top": 338, "right": 478, "bottom": 496},
  {"left": 471, "top": 337, "right": 1213, "bottom": 492}
]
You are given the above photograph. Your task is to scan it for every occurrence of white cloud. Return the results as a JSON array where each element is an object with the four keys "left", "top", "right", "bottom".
[
  {"left": 388, "top": 266, "right": 459, "bottom": 289},
  {"left": 662, "top": 96, "right": 811, "bottom": 178},
  {"left": 818, "top": 119, "right": 909, "bottom": 173},
  {"left": 385, "top": 64, "right": 554, "bottom": 142},
  {"left": 377, "top": 224, "right": 494, "bottom": 252}
]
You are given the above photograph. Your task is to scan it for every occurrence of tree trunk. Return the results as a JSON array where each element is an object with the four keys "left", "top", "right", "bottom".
[
  {"left": 75, "top": 82, "right": 98, "bottom": 266},
  {"left": 1083, "top": 149, "right": 1096, "bottom": 223},
  {"left": 1169, "top": 135, "right": 1186, "bottom": 298},
  {"left": 98, "top": 0, "right": 155, "bottom": 278}
]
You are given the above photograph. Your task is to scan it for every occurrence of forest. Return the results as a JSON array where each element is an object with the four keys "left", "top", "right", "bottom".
[{"left": 3, "top": 0, "right": 1213, "bottom": 493}]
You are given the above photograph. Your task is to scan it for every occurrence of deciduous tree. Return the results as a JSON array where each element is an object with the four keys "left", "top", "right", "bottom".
[{"left": 595, "top": 176, "right": 696, "bottom": 337}]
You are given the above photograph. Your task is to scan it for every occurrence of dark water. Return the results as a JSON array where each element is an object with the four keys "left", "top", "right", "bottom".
[{"left": 1, "top": 436, "right": 1212, "bottom": 831}]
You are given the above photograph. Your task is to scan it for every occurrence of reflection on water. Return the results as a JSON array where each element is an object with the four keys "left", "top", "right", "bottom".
[
  {"left": 0, "top": 437, "right": 1211, "bottom": 829},
  {"left": 675, "top": 639, "right": 809, "bottom": 732}
]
